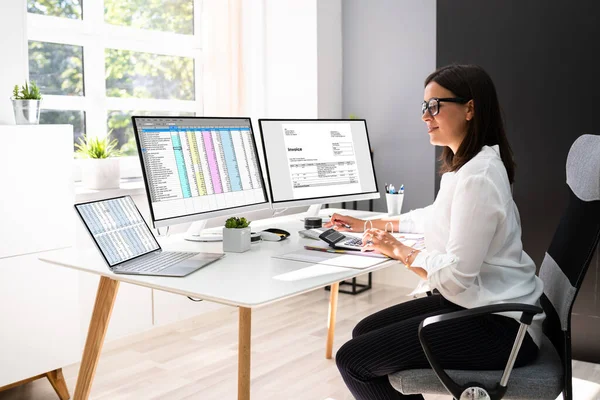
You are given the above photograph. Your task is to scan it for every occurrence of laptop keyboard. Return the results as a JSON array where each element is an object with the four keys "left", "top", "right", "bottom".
[{"left": 118, "top": 252, "right": 196, "bottom": 273}]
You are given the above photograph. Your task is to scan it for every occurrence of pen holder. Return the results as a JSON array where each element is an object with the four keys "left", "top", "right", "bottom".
[{"left": 386, "top": 193, "right": 404, "bottom": 216}]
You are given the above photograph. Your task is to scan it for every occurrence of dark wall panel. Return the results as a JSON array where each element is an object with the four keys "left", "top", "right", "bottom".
[{"left": 436, "top": 0, "right": 600, "bottom": 362}]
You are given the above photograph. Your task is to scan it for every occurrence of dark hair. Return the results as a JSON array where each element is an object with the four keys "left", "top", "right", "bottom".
[{"left": 425, "top": 64, "right": 516, "bottom": 184}]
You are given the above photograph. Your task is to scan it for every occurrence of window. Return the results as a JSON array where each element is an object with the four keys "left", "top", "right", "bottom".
[{"left": 27, "top": 0, "right": 202, "bottom": 179}]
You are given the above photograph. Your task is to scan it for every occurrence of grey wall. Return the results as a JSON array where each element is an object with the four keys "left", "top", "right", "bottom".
[
  {"left": 342, "top": 0, "right": 436, "bottom": 213},
  {"left": 436, "top": 0, "right": 600, "bottom": 362}
]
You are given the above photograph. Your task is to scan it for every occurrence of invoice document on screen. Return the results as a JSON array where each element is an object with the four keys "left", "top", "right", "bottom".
[{"left": 282, "top": 123, "right": 361, "bottom": 199}]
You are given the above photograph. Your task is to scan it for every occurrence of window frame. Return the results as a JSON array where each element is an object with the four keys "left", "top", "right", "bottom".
[{"left": 27, "top": 0, "right": 204, "bottom": 180}]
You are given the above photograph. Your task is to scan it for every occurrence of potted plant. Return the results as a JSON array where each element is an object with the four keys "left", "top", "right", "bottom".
[
  {"left": 75, "top": 133, "right": 121, "bottom": 190},
  {"left": 11, "top": 81, "right": 42, "bottom": 124},
  {"left": 223, "top": 217, "right": 251, "bottom": 253}
]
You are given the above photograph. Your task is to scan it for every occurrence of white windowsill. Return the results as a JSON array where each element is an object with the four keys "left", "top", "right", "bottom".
[{"left": 75, "top": 178, "right": 147, "bottom": 202}]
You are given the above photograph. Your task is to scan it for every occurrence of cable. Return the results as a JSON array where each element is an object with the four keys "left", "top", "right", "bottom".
[{"left": 187, "top": 296, "right": 203, "bottom": 302}]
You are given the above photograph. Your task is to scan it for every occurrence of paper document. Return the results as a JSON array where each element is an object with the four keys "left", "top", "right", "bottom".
[
  {"left": 273, "top": 248, "right": 391, "bottom": 269},
  {"left": 273, "top": 264, "right": 350, "bottom": 281}
]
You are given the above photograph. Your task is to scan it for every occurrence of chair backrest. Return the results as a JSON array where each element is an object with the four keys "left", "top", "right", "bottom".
[{"left": 539, "top": 134, "right": 600, "bottom": 399}]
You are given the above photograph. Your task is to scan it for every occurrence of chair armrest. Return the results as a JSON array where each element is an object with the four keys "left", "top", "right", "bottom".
[
  {"left": 417, "top": 303, "right": 543, "bottom": 400},
  {"left": 421, "top": 303, "right": 542, "bottom": 329}
]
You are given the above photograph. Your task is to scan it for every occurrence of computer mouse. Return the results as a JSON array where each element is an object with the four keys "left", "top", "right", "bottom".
[{"left": 260, "top": 228, "right": 290, "bottom": 242}]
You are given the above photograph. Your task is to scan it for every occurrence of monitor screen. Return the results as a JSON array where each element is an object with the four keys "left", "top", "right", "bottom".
[
  {"left": 259, "top": 119, "right": 378, "bottom": 205},
  {"left": 132, "top": 117, "right": 268, "bottom": 227}
]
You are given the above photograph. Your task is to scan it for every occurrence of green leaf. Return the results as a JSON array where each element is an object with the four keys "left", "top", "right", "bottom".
[
  {"left": 224, "top": 216, "right": 250, "bottom": 228},
  {"left": 75, "top": 133, "right": 120, "bottom": 159},
  {"left": 12, "top": 80, "right": 42, "bottom": 100}
]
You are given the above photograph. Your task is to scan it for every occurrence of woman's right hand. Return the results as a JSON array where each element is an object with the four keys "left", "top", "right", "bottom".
[{"left": 323, "top": 213, "right": 365, "bottom": 232}]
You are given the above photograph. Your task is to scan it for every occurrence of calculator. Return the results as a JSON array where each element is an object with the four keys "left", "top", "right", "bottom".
[{"left": 318, "top": 229, "right": 366, "bottom": 251}]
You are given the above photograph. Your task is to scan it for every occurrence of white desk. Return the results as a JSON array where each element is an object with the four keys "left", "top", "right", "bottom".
[{"left": 40, "top": 209, "right": 397, "bottom": 400}]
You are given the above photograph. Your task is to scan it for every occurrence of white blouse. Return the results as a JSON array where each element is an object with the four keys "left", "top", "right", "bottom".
[{"left": 401, "top": 145, "right": 545, "bottom": 347}]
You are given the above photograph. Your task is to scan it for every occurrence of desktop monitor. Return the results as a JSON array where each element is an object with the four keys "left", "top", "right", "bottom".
[
  {"left": 132, "top": 116, "right": 269, "bottom": 241},
  {"left": 258, "top": 119, "right": 379, "bottom": 216}
]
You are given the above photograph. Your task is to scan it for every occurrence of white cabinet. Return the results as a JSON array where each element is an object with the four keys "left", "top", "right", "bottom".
[
  {"left": 0, "top": 125, "right": 74, "bottom": 258},
  {"left": 0, "top": 125, "right": 80, "bottom": 388},
  {"left": 0, "top": 253, "right": 80, "bottom": 387}
]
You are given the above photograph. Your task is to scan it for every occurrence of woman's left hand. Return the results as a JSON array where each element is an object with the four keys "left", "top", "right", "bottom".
[{"left": 362, "top": 228, "right": 406, "bottom": 259}]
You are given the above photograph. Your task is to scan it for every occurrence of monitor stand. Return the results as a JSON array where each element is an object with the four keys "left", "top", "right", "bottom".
[
  {"left": 184, "top": 220, "right": 223, "bottom": 242},
  {"left": 304, "top": 204, "right": 331, "bottom": 224},
  {"left": 305, "top": 204, "right": 323, "bottom": 217}
]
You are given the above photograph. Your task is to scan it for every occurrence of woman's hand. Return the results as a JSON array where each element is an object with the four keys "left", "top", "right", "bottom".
[
  {"left": 361, "top": 228, "right": 406, "bottom": 259},
  {"left": 323, "top": 213, "right": 365, "bottom": 232}
]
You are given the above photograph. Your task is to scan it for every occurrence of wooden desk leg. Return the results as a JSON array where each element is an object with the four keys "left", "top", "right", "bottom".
[
  {"left": 238, "top": 307, "right": 252, "bottom": 400},
  {"left": 47, "top": 368, "right": 70, "bottom": 400},
  {"left": 74, "top": 276, "right": 120, "bottom": 400},
  {"left": 326, "top": 282, "right": 340, "bottom": 359}
]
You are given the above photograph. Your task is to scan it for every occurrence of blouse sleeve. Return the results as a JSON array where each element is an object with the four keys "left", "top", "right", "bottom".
[
  {"left": 411, "top": 174, "right": 506, "bottom": 297},
  {"left": 399, "top": 205, "right": 433, "bottom": 233}
]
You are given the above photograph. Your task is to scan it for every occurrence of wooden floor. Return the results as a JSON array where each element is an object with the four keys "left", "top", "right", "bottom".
[{"left": 2, "top": 283, "right": 600, "bottom": 400}]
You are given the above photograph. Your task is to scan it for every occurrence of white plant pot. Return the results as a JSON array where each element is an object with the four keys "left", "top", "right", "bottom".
[
  {"left": 222, "top": 227, "right": 251, "bottom": 253},
  {"left": 81, "top": 158, "right": 120, "bottom": 190}
]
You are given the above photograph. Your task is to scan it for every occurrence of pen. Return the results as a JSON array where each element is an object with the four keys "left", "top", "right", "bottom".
[
  {"left": 400, "top": 184, "right": 404, "bottom": 194},
  {"left": 330, "top": 217, "right": 352, "bottom": 230},
  {"left": 304, "top": 245, "right": 390, "bottom": 258},
  {"left": 304, "top": 245, "right": 346, "bottom": 254}
]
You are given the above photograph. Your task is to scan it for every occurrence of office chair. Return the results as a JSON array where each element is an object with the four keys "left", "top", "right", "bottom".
[{"left": 388, "top": 134, "right": 600, "bottom": 400}]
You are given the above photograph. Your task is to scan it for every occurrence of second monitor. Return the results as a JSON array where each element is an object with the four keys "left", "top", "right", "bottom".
[{"left": 258, "top": 119, "right": 379, "bottom": 216}]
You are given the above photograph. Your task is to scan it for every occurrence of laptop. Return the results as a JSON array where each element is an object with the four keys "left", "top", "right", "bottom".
[{"left": 75, "top": 196, "right": 225, "bottom": 277}]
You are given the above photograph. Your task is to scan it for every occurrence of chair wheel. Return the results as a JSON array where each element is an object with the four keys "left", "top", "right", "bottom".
[{"left": 460, "top": 387, "right": 491, "bottom": 400}]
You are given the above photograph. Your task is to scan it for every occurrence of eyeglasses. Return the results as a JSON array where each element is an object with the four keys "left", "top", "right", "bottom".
[{"left": 421, "top": 97, "right": 469, "bottom": 117}]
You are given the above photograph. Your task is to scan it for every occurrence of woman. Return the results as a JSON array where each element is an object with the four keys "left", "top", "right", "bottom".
[{"left": 326, "top": 64, "right": 544, "bottom": 400}]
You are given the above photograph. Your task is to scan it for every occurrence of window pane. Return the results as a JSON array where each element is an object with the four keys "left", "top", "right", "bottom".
[
  {"left": 104, "top": 0, "right": 193, "bottom": 35},
  {"left": 105, "top": 49, "right": 194, "bottom": 100},
  {"left": 28, "top": 0, "right": 82, "bottom": 20},
  {"left": 108, "top": 110, "right": 195, "bottom": 156},
  {"left": 39, "top": 110, "right": 85, "bottom": 152},
  {"left": 29, "top": 41, "right": 84, "bottom": 96}
]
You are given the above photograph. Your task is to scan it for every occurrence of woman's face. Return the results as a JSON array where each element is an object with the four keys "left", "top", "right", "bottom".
[{"left": 421, "top": 81, "right": 473, "bottom": 154}]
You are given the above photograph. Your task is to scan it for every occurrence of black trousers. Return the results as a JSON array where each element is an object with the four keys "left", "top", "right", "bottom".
[{"left": 336, "top": 294, "right": 539, "bottom": 399}]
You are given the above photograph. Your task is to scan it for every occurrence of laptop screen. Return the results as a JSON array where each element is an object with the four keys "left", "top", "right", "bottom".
[{"left": 75, "top": 196, "right": 160, "bottom": 267}]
